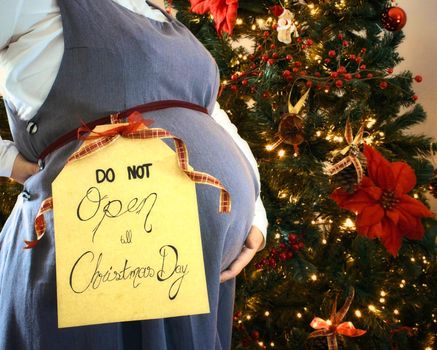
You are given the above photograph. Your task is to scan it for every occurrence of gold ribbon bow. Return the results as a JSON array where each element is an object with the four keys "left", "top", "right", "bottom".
[
  {"left": 309, "top": 288, "right": 367, "bottom": 350},
  {"left": 325, "top": 119, "right": 365, "bottom": 183}
]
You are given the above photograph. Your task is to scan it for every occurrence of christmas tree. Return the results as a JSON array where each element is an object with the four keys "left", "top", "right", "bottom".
[
  {"left": 1, "top": 0, "right": 436, "bottom": 348},
  {"left": 168, "top": 0, "right": 437, "bottom": 348}
]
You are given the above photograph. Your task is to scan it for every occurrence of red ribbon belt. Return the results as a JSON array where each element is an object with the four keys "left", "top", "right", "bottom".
[{"left": 25, "top": 109, "right": 231, "bottom": 249}]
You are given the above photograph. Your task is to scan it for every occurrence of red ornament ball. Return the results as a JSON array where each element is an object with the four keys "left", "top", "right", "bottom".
[
  {"left": 414, "top": 75, "right": 423, "bottom": 83},
  {"left": 379, "top": 81, "right": 388, "bottom": 89},
  {"left": 381, "top": 6, "right": 407, "bottom": 32}
]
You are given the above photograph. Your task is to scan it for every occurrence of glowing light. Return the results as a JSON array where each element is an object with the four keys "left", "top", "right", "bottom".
[
  {"left": 413, "top": 194, "right": 419, "bottom": 199},
  {"left": 366, "top": 118, "right": 377, "bottom": 128},
  {"left": 310, "top": 274, "right": 317, "bottom": 281},
  {"left": 246, "top": 315, "right": 252, "bottom": 320},
  {"left": 251, "top": 24, "right": 256, "bottom": 30},
  {"left": 341, "top": 218, "right": 356, "bottom": 230},
  {"left": 270, "top": 342, "right": 275, "bottom": 347},
  {"left": 379, "top": 131, "right": 385, "bottom": 137},
  {"left": 394, "top": 309, "right": 399, "bottom": 315},
  {"left": 258, "top": 341, "right": 264, "bottom": 347},
  {"left": 275, "top": 233, "right": 281, "bottom": 239},
  {"left": 411, "top": 257, "right": 416, "bottom": 262},
  {"left": 297, "top": 312, "right": 302, "bottom": 318},
  {"left": 368, "top": 305, "right": 377, "bottom": 312},
  {"left": 316, "top": 131, "right": 322, "bottom": 137},
  {"left": 380, "top": 291, "right": 386, "bottom": 297},
  {"left": 278, "top": 149, "right": 286, "bottom": 157},
  {"left": 266, "top": 144, "right": 274, "bottom": 151},
  {"left": 379, "top": 298, "right": 385, "bottom": 303},
  {"left": 322, "top": 239, "right": 327, "bottom": 244},
  {"left": 355, "top": 310, "right": 362, "bottom": 318},
  {"left": 236, "top": 18, "right": 243, "bottom": 25},
  {"left": 424, "top": 347, "right": 432, "bottom": 350},
  {"left": 265, "top": 311, "right": 270, "bottom": 317}
]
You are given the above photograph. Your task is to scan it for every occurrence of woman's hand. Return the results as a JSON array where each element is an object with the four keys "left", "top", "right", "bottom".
[
  {"left": 220, "top": 225, "right": 264, "bottom": 283},
  {"left": 10, "top": 153, "right": 39, "bottom": 184}
]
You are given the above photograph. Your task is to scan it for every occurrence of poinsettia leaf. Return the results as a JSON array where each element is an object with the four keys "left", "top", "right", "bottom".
[{"left": 391, "top": 162, "right": 416, "bottom": 195}]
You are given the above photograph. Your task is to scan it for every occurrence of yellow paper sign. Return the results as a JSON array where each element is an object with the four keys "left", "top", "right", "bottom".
[{"left": 52, "top": 124, "right": 209, "bottom": 328}]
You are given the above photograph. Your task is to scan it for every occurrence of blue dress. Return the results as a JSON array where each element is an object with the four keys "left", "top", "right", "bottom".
[{"left": 0, "top": 0, "right": 258, "bottom": 349}]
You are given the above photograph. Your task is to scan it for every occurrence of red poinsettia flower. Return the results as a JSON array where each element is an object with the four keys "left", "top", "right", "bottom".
[
  {"left": 189, "top": 0, "right": 239, "bottom": 35},
  {"left": 331, "top": 144, "right": 433, "bottom": 256}
]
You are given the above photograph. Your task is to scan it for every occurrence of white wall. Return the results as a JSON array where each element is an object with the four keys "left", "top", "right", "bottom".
[{"left": 397, "top": 0, "right": 437, "bottom": 210}]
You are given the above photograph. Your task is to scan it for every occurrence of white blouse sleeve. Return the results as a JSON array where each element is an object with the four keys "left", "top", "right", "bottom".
[
  {"left": 211, "top": 101, "right": 268, "bottom": 249},
  {"left": 0, "top": 138, "right": 19, "bottom": 177}
]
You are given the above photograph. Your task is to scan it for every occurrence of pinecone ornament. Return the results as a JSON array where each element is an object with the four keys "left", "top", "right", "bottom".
[
  {"left": 331, "top": 150, "right": 367, "bottom": 193},
  {"left": 305, "top": 335, "right": 345, "bottom": 350}
]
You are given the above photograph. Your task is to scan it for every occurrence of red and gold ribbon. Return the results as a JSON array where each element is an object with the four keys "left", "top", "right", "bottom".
[
  {"left": 308, "top": 288, "right": 366, "bottom": 350},
  {"left": 325, "top": 119, "right": 365, "bottom": 183},
  {"left": 26, "top": 112, "right": 231, "bottom": 249}
]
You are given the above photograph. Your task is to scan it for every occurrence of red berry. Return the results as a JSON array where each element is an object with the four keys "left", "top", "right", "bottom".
[
  {"left": 272, "top": 23, "right": 278, "bottom": 30},
  {"left": 263, "top": 31, "right": 270, "bottom": 38},
  {"left": 306, "top": 80, "right": 313, "bottom": 87},
  {"left": 299, "top": 71, "right": 306, "bottom": 76},
  {"left": 335, "top": 79, "right": 343, "bottom": 88},
  {"left": 248, "top": 54, "right": 255, "bottom": 61},
  {"left": 314, "top": 72, "right": 321, "bottom": 77},
  {"left": 387, "top": 67, "right": 394, "bottom": 74},
  {"left": 258, "top": 71, "right": 263, "bottom": 77},
  {"left": 292, "top": 243, "right": 300, "bottom": 251},
  {"left": 267, "top": 58, "right": 275, "bottom": 65},
  {"left": 294, "top": 61, "right": 302, "bottom": 67},
  {"left": 306, "top": 39, "right": 313, "bottom": 45},
  {"left": 355, "top": 56, "right": 362, "bottom": 63},
  {"left": 349, "top": 54, "right": 356, "bottom": 61},
  {"left": 288, "top": 233, "right": 297, "bottom": 242},
  {"left": 270, "top": 248, "right": 278, "bottom": 256},
  {"left": 379, "top": 81, "right": 388, "bottom": 89},
  {"left": 359, "top": 64, "right": 366, "bottom": 70},
  {"left": 301, "top": 45, "right": 307, "bottom": 50},
  {"left": 262, "top": 91, "right": 270, "bottom": 98},
  {"left": 272, "top": 52, "right": 279, "bottom": 59},
  {"left": 230, "top": 85, "right": 238, "bottom": 92},
  {"left": 279, "top": 252, "right": 288, "bottom": 261},
  {"left": 338, "top": 33, "right": 344, "bottom": 40},
  {"left": 414, "top": 75, "right": 423, "bottom": 83},
  {"left": 331, "top": 72, "right": 339, "bottom": 78},
  {"left": 328, "top": 50, "right": 336, "bottom": 58},
  {"left": 337, "top": 66, "right": 347, "bottom": 74},
  {"left": 354, "top": 73, "right": 361, "bottom": 79},
  {"left": 342, "top": 40, "right": 349, "bottom": 47},
  {"left": 270, "top": 43, "right": 276, "bottom": 49},
  {"left": 257, "top": 45, "right": 263, "bottom": 51},
  {"left": 298, "top": 242, "right": 305, "bottom": 249},
  {"left": 412, "top": 95, "right": 418, "bottom": 101},
  {"left": 279, "top": 242, "right": 287, "bottom": 250},
  {"left": 292, "top": 67, "right": 299, "bottom": 73},
  {"left": 297, "top": 37, "right": 302, "bottom": 43},
  {"left": 269, "top": 258, "right": 277, "bottom": 268},
  {"left": 286, "top": 54, "right": 293, "bottom": 61},
  {"left": 324, "top": 58, "right": 331, "bottom": 64},
  {"left": 231, "top": 74, "right": 238, "bottom": 81},
  {"left": 286, "top": 251, "right": 294, "bottom": 260},
  {"left": 361, "top": 48, "right": 367, "bottom": 53},
  {"left": 250, "top": 86, "right": 256, "bottom": 93},
  {"left": 241, "top": 79, "right": 249, "bottom": 86},
  {"left": 251, "top": 330, "right": 260, "bottom": 340},
  {"left": 261, "top": 54, "right": 269, "bottom": 62},
  {"left": 282, "top": 70, "right": 291, "bottom": 78},
  {"left": 344, "top": 73, "right": 352, "bottom": 80},
  {"left": 367, "top": 73, "right": 373, "bottom": 78},
  {"left": 250, "top": 63, "right": 257, "bottom": 69}
]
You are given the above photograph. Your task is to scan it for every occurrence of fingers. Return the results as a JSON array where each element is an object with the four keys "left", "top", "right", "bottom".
[
  {"left": 10, "top": 154, "right": 39, "bottom": 184},
  {"left": 220, "top": 225, "right": 265, "bottom": 283},
  {"left": 220, "top": 245, "right": 257, "bottom": 283}
]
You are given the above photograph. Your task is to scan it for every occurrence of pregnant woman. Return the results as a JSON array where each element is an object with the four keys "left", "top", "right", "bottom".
[{"left": 0, "top": 0, "right": 268, "bottom": 349}]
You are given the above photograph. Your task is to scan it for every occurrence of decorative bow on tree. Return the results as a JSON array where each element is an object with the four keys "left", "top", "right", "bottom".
[
  {"left": 309, "top": 288, "right": 366, "bottom": 350},
  {"left": 325, "top": 119, "right": 365, "bottom": 183}
]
